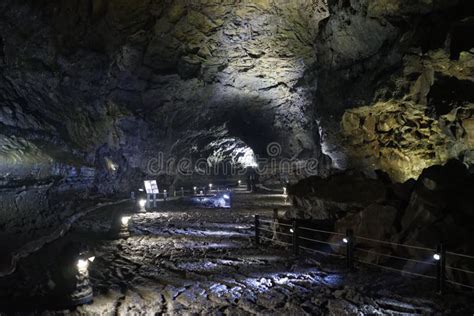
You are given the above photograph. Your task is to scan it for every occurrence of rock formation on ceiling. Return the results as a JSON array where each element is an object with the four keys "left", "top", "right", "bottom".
[{"left": 315, "top": 0, "right": 474, "bottom": 181}]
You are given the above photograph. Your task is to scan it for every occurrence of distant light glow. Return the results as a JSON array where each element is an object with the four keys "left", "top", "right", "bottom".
[
  {"left": 342, "top": 237, "right": 349, "bottom": 244},
  {"left": 105, "top": 157, "right": 118, "bottom": 172},
  {"left": 290, "top": 228, "right": 294, "bottom": 233},
  {"left": 77, "top": 259, "right": 89, "bottom": 272},
  {"left": 283, "top": 187, "right": 287, "bottom": 195},
  {"left": 433, "top": 253, "right": 441, "bottom": 261},
  {"left": 223, "top": 194, "right": 230, "bottom": 199},
  {"left": 209, "top": 183, "right": 213, "bottom": 189},
  {"left": 121, "top": 216, "right": 131, "bottom": 226},
  {"left": 238, "top": 180, "right": 241, "bottom": 185},
  {"left": 139, "top": 199, "right": 146, "bottom": 207},
  {"left": 237, "top": 147, "right": 258, "bottom": 168},
  {"left": 88, "top": 256, "right": 95, "bottom": 262}
]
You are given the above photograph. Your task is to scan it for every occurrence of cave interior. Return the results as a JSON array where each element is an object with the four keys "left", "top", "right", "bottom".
[{"left": 0, "top": 0, "right": 473, "bottom": 314}]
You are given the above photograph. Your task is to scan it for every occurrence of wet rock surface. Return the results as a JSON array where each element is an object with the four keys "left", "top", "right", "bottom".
[{"left": 1, "top": 190, "right": 473, "bottom": 315}]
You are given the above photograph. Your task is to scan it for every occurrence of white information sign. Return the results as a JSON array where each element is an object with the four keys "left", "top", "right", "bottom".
[{"left": 144, "top": 180, "right": 159, "bottom": 194}]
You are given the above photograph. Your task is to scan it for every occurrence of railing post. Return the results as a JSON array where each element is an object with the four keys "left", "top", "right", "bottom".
[
  {"left": 181, "top": 187, "right": 184, "bottom": 197},
  {"left": 255, "top": 215, "right": 260, "bottom": 246},
  {"left": 292, "top": 219, "right": 299, "bottom": 256},
  {"left": 146, "top": 193, "right": 151, "bottom": 208},
  {"left": 436, "top": 243, "right": 446, "bottom": 294},
  {"left": 346, "top": 229, "right": 354, "bottom": 271}
]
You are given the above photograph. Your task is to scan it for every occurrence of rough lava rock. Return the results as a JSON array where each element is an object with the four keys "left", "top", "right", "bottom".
[
  {"left": 287, "top": 171, "right": 387, "bottom": 220},
  {"left": 288, "top": 159, "right": 474, "bottom": 285}
]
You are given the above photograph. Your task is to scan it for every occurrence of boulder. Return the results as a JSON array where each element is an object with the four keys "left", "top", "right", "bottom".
[
  {"left": 401, "top": 159, "right": 472, "bottom": 232},
  {"left": 287, "top": 171, "right": 387, "bottom": 220},
  {"left": 333, "top": 204, "right": 399, "bottom": 242}
]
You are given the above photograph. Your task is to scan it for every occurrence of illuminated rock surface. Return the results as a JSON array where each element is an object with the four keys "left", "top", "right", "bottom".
[{"left": 315, "top": 0, "right": 474, "bottom": 176}]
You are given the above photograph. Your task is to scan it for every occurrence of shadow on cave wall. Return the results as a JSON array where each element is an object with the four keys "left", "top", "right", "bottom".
[{"left": 427, "top": 73, "right": 474, "bottom": 117}]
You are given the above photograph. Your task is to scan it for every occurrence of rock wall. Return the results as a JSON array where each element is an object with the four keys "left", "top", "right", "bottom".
[
  {"left": 287, "top": 160, "right": 474, "bottom": 286},
  {"left": 315, "top": 0, "right": 474, "bottom": 180}
]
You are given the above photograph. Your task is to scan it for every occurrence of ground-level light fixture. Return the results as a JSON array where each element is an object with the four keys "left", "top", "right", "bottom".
[
  {"left": 283, "top": 187, "right": 287, "bottom": 195},
  {"left": 433, "top": 253, "right": 441, "bottom": 261},
  {"left": 139, "top": 199, "right": 146, "bottom": 207},
  {"left": 238, "top": 180, "right": 241, "bottom": 185},
  {"left": 290, "top": 228, "right": 294, "bottom": 233},
  {"left": 121, "top": 216, "right": 131, "bottom": 226},
  {"left": 209, "top": 183, "right": 213, "bottom": 190},
  {"left": 223, "top": 194, "right": 230, "bottom": 199},
  {"left": 342, "top": 237, "right": 349, "bottom": 244}
]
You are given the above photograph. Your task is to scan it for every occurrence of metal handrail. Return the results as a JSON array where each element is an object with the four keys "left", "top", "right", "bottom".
[
  {"left": 356, "top": 248, "right": 436, "bottom": 266},
  {"left": 258, "top": 227, "right": 293, "bottom": 238},
  {"left": 446, "top": 266, "right": 474, "bottom": 275},
  {"left": 355, "top": 236, "right": 434, "bottom": 252},
  {"left": 275, "top": 231, "right": 293, "bottom": 237},
  {"left": 259, "top": 219, "right": 275, "bottom": 224},
  {"left": 299, "top": 236, "right": 342, "bottom": 248},
  {"left": 299, "top": 226, "right": 345, "bottom": 236},
  {"left": 446, "top": 280, "right": 474, "bottom": 290},
  {"left": 260, "top": 236, "right": 292, "bottom": 246},
  {"left": 258, "top": 227, "right": 275, "bottom": 234},
  {"left": 256, "top": 215, "right": 474, "bottom": 292},
  {"left": 275, "top": 222, "right": 293, "bottom": 228},
  {"left": 356, "top": 259, "right": 436, "bottom": 280},
  {"left": 446, "top": 251, "right": 474, "bottom": 260},
  {"left": 300, "top": 245, "right": 345, "bottom": 258}
]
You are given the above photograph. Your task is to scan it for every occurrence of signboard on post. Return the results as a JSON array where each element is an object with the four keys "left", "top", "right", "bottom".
[
  {"left": 144, "top": 180, "right": 159, "bottom": 208},
  {"left": 144, "top": 180, "right": 159, "bottom": 194}
]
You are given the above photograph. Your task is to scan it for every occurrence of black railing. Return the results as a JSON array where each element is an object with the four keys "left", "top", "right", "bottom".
[{"left": 254, "top": 215, "right": 474, "bottom": 293}]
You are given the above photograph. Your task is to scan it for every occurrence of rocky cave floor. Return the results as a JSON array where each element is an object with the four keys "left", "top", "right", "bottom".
[{"left": 1, "top": 189, "right": 474, "bottom": 315}]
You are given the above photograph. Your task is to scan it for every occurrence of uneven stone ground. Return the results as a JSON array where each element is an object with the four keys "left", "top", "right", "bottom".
[{"left": 1, "top": 189, "right": 474, "bottom": 315}]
